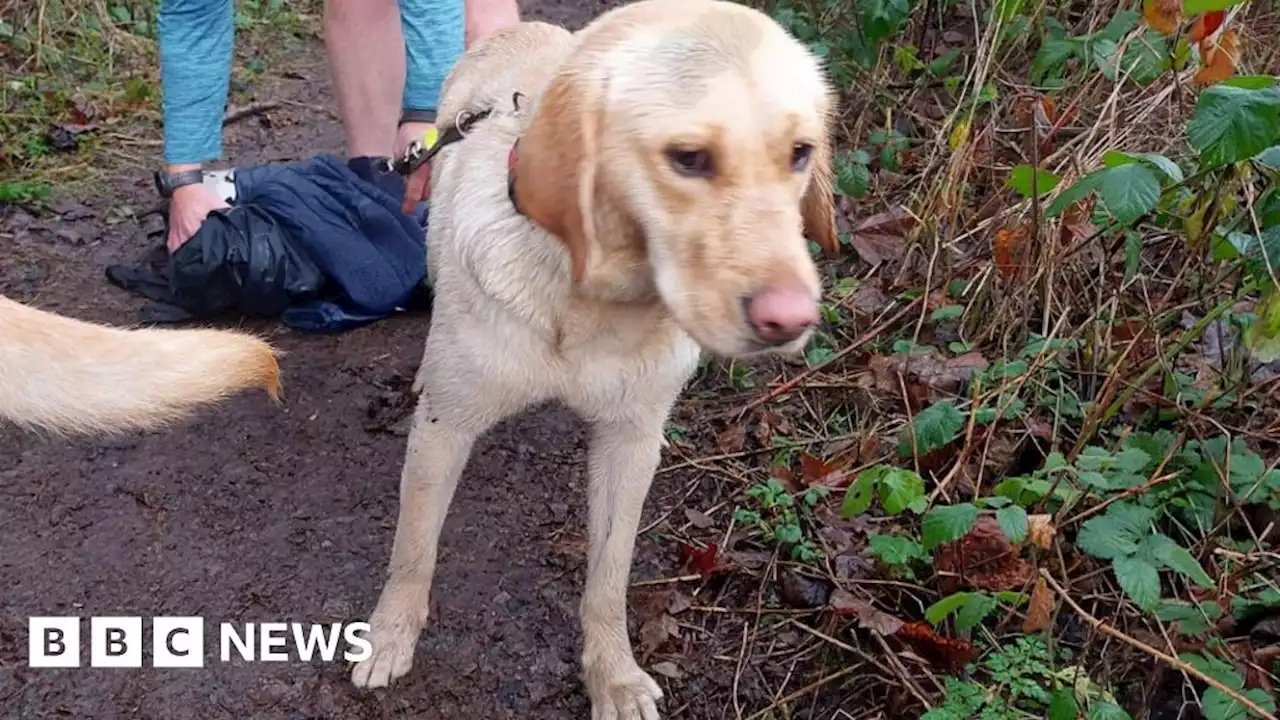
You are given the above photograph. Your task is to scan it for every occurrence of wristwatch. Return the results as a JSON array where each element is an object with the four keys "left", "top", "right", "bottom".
[
  {"left": 154, "top": 168, "right": 204, "bottom": 198},
  {"left": 399, "top": 108, "right": 438, "bottom": 126}
]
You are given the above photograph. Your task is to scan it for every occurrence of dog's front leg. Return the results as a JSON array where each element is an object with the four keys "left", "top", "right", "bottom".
[
  {"left": 352, "top": 352, "right": 516, "bottom": 689},
  {"left": 581, "top": 418, "right": 665, "bottom": 720}
]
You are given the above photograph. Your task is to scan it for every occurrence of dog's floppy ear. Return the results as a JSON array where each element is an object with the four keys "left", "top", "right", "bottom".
[
  {"left": 802, "top": 136, "right": 839, "bottom": 257},
  {"left": 802, "top": 103, "right": 840, "bottom": 258},
  {"left": 512, "top": 68, "right": 606, "bottom": 283}
]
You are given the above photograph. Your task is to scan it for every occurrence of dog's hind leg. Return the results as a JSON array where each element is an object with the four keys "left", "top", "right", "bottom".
[
  {"left": 579, "top": 417, "right": 667, "bottom": 720},
  {"left": 352, "top": 338, "right": 534, "bottom": 689}
]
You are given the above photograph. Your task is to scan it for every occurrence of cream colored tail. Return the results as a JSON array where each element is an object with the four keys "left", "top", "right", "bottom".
[{"left": 0, "top": 296, "right": 281, "bottom": 435}]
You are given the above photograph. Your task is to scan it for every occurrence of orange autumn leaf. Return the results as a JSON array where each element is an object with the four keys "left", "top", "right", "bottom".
[
  {"left": 1189, "top": 10, "right": 1225, "bottom": 42},
  {"left": 1143, "top": 0, "right": 1182, "bottom": 35},
  {"left": 1022, "top": 577, "right": 1055, "bottom": 633},
  {"left": 1039, "top": 95, "right": 1057, "bottom": 122},
  {"left": 1195, "top": 29, "right": 1239, "bottom": 86},
  {"left": 896, "top": 621, "right": 979, "bottom": 673},
  {"left": 994, "top": 224, "right": 1029, "bottom": 280}
]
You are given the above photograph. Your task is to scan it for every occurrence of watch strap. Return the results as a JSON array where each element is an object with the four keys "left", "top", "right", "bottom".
[
  {"left": 399, "top": 108, "right": 438, "bottom": 126},
  {"left": 154, "top": 169, "right": 204, "bottom": 198}
]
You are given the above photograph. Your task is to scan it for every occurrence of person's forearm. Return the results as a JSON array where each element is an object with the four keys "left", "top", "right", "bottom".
[
  {"left": 399, "top": 0, "right": 464, "bottom": 114},
  {"left": 464, "top": 0, "right": 520, "bottom": 47},
  {"left": 158, "top": 0, "right": 235, "bottom": 166}
]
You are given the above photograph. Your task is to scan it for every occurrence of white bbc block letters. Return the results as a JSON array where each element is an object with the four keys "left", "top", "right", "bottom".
[
  {"left": 90, "top": 617, "right": 143, "bottom": 668},
  {"left": 28, "top": 617, "right": 80, "bottom": 668},
  {"left": 153, "top": 617, "right": 205, "bottom": 668}
]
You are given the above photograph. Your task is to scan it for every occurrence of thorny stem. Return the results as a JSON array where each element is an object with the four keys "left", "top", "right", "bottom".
[
  {"left": 1040, "top": 569, "right": 1279, "bottom": 720},
  {"left": 1099, "top": 280, "right": 1257, "bottom": 424}
]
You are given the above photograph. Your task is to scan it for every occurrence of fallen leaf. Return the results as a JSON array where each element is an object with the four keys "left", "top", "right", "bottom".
[
  {"left": 1195, "top": 29, "right": 1239, "bottom": 86},
  {"left": 1027, "top": 514, "right": 1056, "bottom": 550},
  {"left": 715, "top": 425, "right": 747, "bottom": 453},
  {"left": 994, "top": 224, "right": 1030, "bottom": 280},
  {"left": 779, "top": 572, "right": 832, "bottom": 608},
  {"left": 639, "top": 613, "right": 680, "bottom": 655},
  {"left": 1059, "top": 194, "right": 1097, "bottom": 245},
  {"left": 684, "top": 508, "right": 715, "bottom": 530},
  {"left": 865, "top": 348, "right": 989, "bottom": 406},
  {"left": 770, "top": 465, "right": 799, "bottom": 492},
  {"left": 1022, "top": 576, "right": 1055, "bottom": 633},
  {"left": 896, "top": 620, "right": 979, "bottom": 672},
  {"left": 1143, "top": 0, "right": 1182, "bottom": 35},
  {"left": 847, "top": 208, "right": 917, "bottom": 266},
  {"left": 800, "top": 453, "right": 844, "bottom": 487},
  {"left": 667, "top": 591, "right": 692, "bottom": 616},
  {"left": 753, "top": 410, "right": 790, "bottom": 447},
  {"left": 831, "top": 588, "right": 905, "bottom": 635},
  {"left": 835, "top": 552, "right": 875, "bottom": 580},
  {"left": 650, "top": 661, "right": 683, "bottom": 679},
  {"left": 933, "top": 516, "right": 1035, "bottom": 593},
  {"left": 1189, "top": 10, "right": 1225, "bottom": 42},
  {"left": 681, "top": 543, "right": 720, "bottom": 578}
]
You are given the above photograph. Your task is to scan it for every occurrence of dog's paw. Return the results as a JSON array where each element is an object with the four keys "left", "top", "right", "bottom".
[
  {"left": 350, "top": 609, "right": 421, "bottom": 689},
  {"left": 584, "top": 655, "right": 663, "bottom": 720}
]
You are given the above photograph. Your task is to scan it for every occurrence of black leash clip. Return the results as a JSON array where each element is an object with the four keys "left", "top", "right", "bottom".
[{"left": 385, "top": 108, "right": 495, "bottom": 177}]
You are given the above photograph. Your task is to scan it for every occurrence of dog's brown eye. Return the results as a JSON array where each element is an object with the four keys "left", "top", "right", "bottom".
[
  {"left": 791, "top": 143, "right": 813, "bottom": 172},
  {"left": 666, "top": 148, "right": 715, "bottom": 178}
]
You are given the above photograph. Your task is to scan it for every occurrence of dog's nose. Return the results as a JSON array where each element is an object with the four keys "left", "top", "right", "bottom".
[{"left": 744, "top": 285, "right": 818, "bottom": 345}]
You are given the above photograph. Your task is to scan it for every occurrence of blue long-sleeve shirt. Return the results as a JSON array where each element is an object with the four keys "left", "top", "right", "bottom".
[{"left": 157, "top": 0, "right": 463, "bottom": 165}]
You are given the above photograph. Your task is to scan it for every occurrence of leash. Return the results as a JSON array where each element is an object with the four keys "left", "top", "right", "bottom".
[
  {"left": 385, "top": 92, "right": 529, "bottom": 218},
  {"left": 385, "top": 92, "right": 528, "bottom": 179},
  {"left": 383, "top": 107, "right": 494, "bottom": 178}
]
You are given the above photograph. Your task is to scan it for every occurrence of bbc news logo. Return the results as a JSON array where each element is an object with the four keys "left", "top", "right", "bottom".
[{"left": 28, "top": 617, "right": 371, "bottom": 668}]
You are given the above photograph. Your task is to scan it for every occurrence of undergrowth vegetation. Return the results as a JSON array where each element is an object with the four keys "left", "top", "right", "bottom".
[
  {"left": 0, "top": 0, "right": 315, "bottom": 201},
  {"left": 655, "top": 0, "right": 1280, "bottom": 717},
  {"left": 2, "top": 0, "right": 1278, "bottom": 716}
]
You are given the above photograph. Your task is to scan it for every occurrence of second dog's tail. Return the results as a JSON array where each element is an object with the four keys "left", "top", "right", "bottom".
[{"left": 0, "top": 296, "right": 281, "bottom": 435}]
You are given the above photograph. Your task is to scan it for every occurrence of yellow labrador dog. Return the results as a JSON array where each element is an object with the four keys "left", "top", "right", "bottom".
[
  {"left": 0, "top": 295, "right": 279, "bottom": 435},
  {"left": 352, "top": 1, "right": 839, "bottom": 717}
]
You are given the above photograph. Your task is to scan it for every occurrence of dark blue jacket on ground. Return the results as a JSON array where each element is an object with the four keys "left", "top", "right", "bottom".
[{"left": 105, "top": 154, "right": 430, "bottom": 333}]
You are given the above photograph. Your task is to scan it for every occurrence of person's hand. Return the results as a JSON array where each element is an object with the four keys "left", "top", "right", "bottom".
[
  {"left": 167, "top": 183, "right": 228, "bottom": 252},
  {"left": 395, "top": 120, "right": 437, "bottom": 215}
]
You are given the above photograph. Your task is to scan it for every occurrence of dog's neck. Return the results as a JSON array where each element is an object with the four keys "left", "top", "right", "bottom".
[{"left": 507, "top": 139, "right": 658, "bottom": 306}]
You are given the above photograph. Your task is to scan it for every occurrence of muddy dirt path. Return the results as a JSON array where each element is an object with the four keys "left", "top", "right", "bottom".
[{"left": 0, "top": 2, "right": 738, "bottom": 717}]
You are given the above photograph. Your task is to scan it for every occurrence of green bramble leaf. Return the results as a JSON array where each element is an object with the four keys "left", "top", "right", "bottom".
[
  {"left": 899, "top": 400, "right": 966, "bottom": 457},
  {"left": 922, "top": 503, "right": 979, "bottom": 551},
  {"left": 1114, "top": 556, "right": 1161, "bottom": 611},
  {"left": 1186, "top": 78, "right": 1280, "bottom": 170},
  {"left": 996, "top": 505, "right": 1029, "bottom": 544}
]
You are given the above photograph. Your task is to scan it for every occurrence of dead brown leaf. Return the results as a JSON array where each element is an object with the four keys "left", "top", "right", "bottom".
[
  {"left": 1059, "top": 194, "right": 1097, "bottom": 246},
  {"left": 1022, "top": 576, "right": 1055, "bottom": 633},
  {"left": 715, "top": 424, "right": 746, "bottom": 454},
  {"left": 994, "top": 224, "right": 1030, "bottom": 281},
  {"left": 847, "top": 207, "right": 917, "bottom": 266},
  {"left": 831, "top": 589, "right": 905, "bottom": 635},
  {"left": 934, "top": 516, "right": 1035, "bottom": 594},
  {"left": 1143, "top": 0, "right": 1182, "bottom": 35},
  {"left": 896, "top": 621, "right": 979, "bottom": 673},
  {"left": 865, "top": 348, "right": 989, "bottom": 408},
  {"left": 684, "top": 508, "right": 715, "bottom": 529},
  {"left": 753, "top": 410, "right": 790, "bottom": 447},
  {"left": 779, "top": 572, "right": 831, "bottom": 609},
  {"left": 799, "top": 452, "right": 845, "bottom": 487},
  {"left": 1027, "top": 514, "right": 1056, "bottom": 550},
  {"left": 1195, "top": 29, "right": 1239, "bottom": 86},
  {"left": 639, "top": 613, "right": 681, "bottom": 656}
]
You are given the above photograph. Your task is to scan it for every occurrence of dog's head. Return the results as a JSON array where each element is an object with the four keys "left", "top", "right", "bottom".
[{"left": 512, "top": 0, "right": 838, "bottom": 358}]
